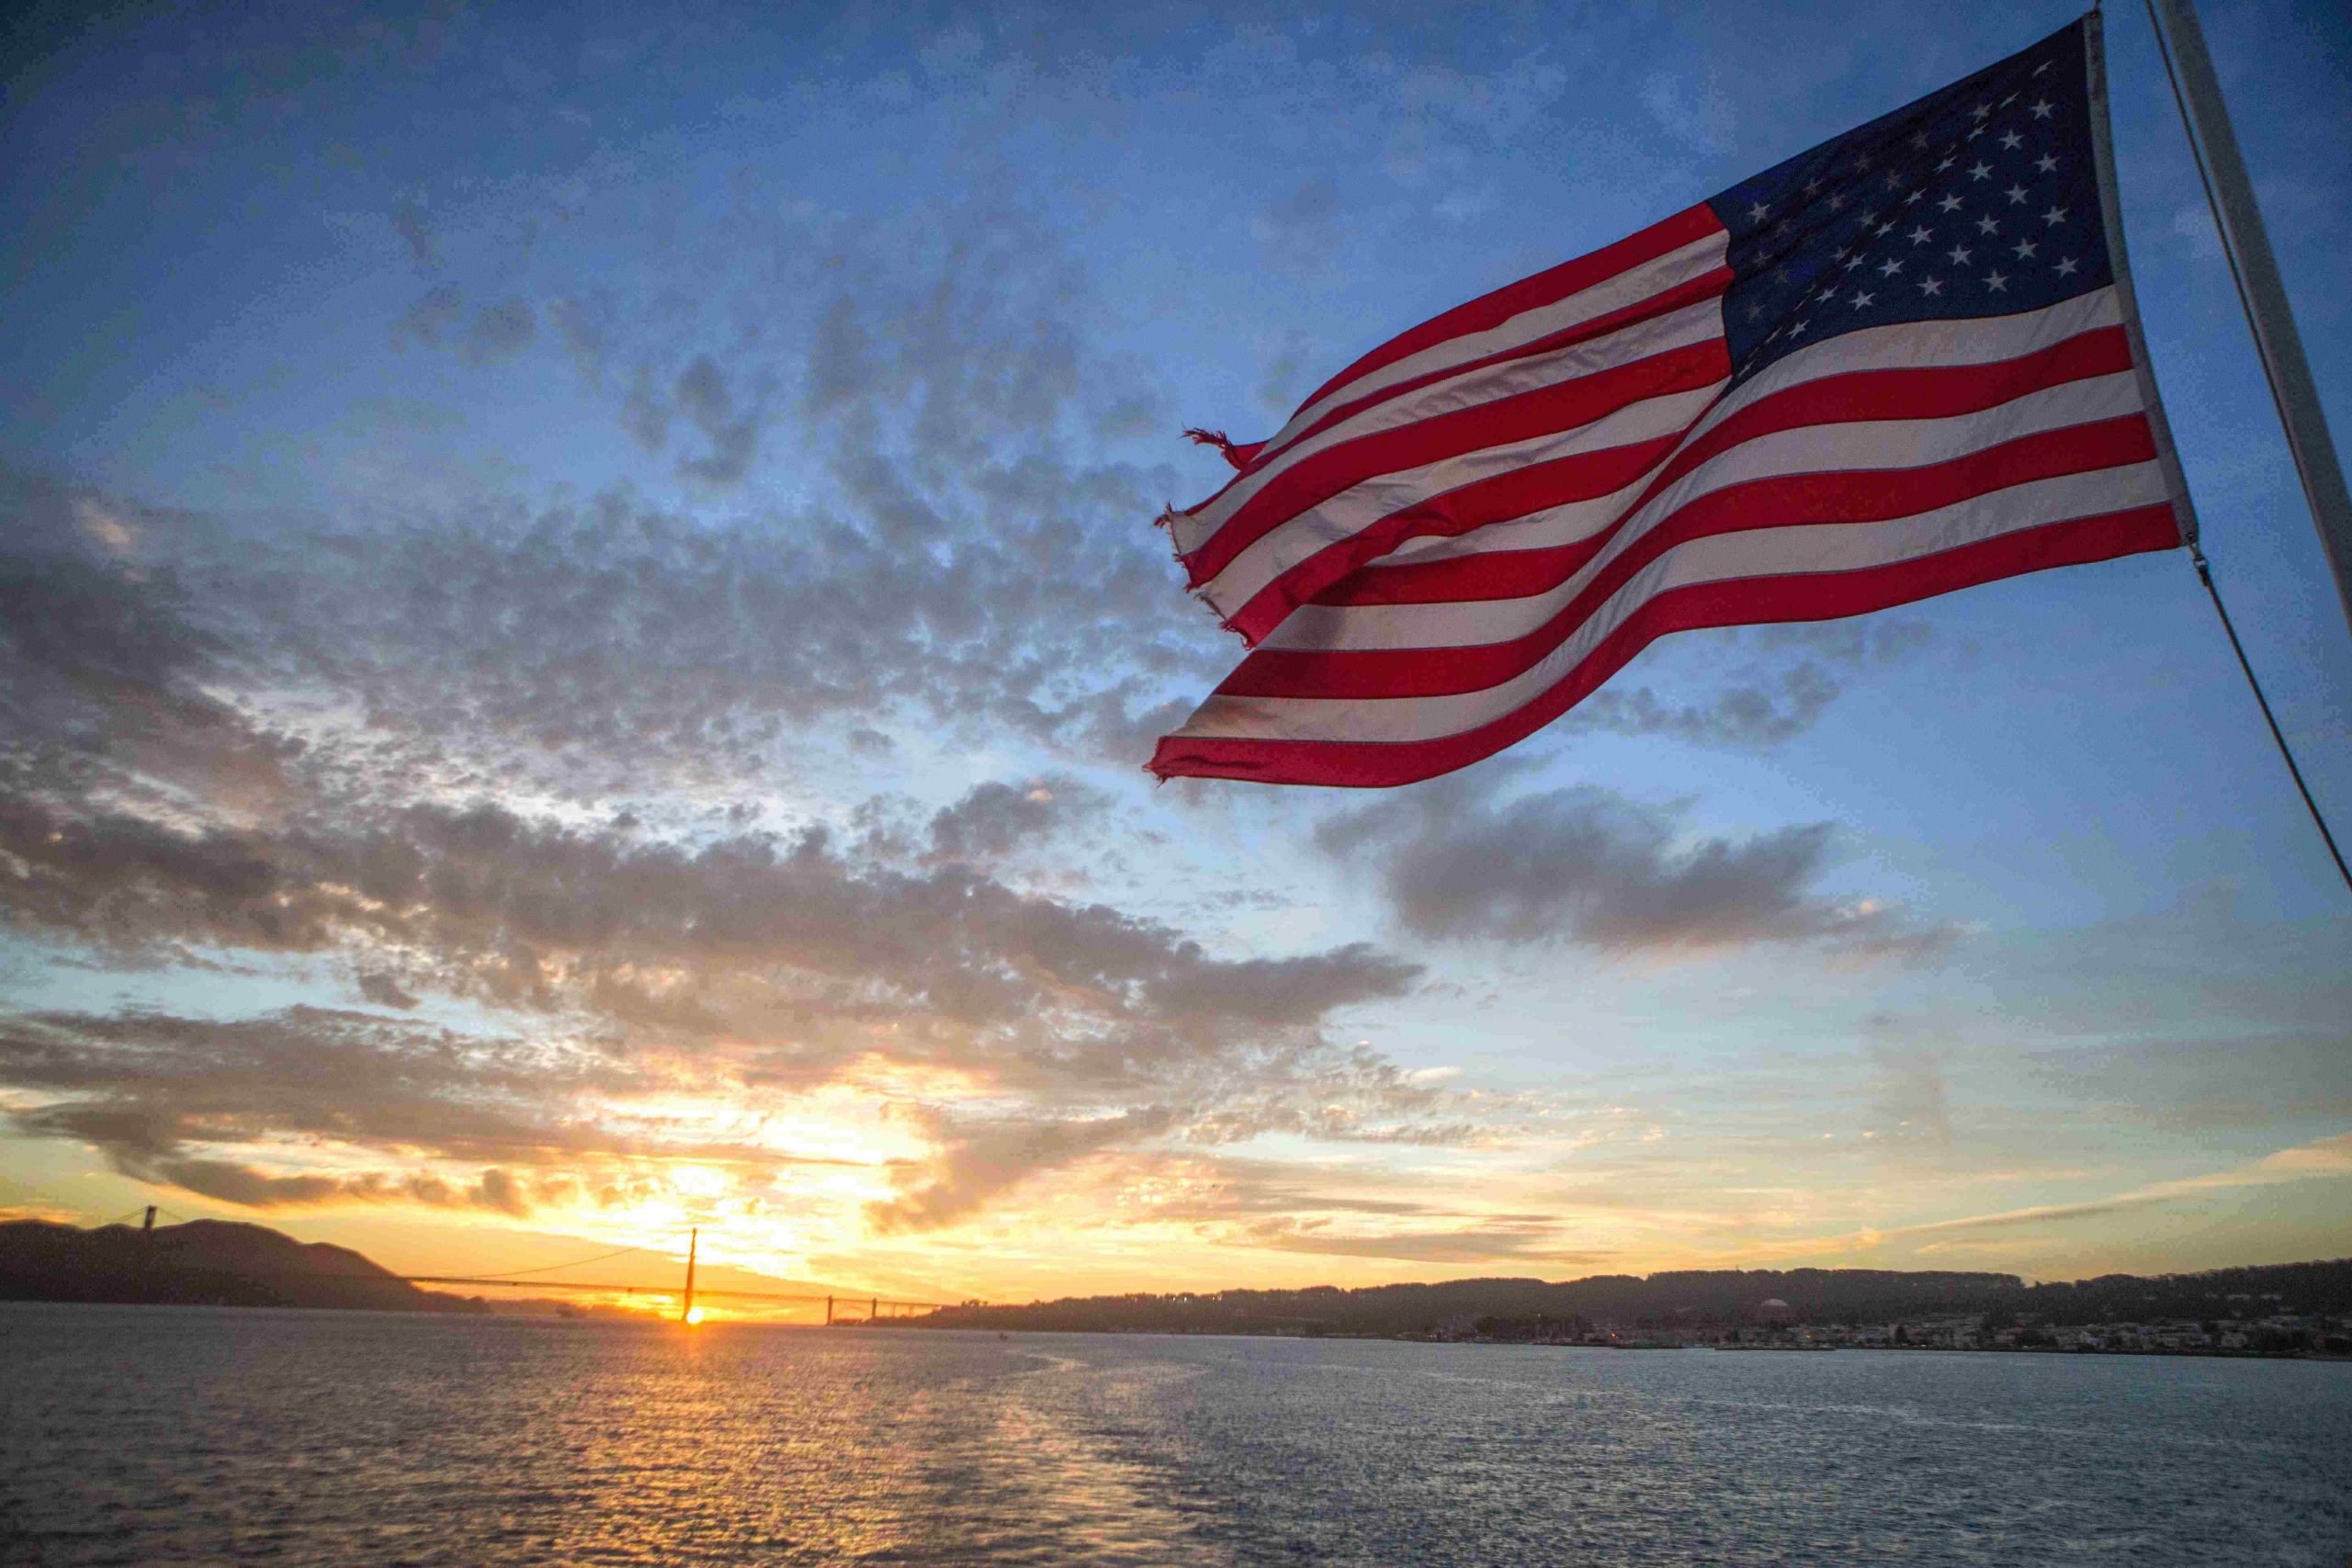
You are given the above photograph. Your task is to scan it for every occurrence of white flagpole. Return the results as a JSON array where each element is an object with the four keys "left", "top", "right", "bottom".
[{"left": 2143, "top": 0, "right": 2352, "bottom": 637}]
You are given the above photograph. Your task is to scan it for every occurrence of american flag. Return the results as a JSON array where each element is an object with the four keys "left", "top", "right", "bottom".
[{"left": 1150, "top": 16, "right": 2193, "bottom": 788}]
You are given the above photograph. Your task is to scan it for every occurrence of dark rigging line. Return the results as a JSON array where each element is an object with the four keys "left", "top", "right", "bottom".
[{"left": 2191, "top": 549, "right": 2352, "bottom": 894}]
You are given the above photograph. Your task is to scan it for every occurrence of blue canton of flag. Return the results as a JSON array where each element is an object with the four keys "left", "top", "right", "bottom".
[{"left": 1715, "top": 23, "right": 2109, "bottom": 382}]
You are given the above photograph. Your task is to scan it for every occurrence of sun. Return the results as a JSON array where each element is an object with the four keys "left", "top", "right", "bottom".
[{"left": 684, "top": 1306, "right": 707, "bottom": 1325}]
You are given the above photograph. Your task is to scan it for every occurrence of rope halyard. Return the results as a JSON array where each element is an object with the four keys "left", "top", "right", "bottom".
[{"left": 2189, "top": 547, "right": 2352, "bottom": 895}]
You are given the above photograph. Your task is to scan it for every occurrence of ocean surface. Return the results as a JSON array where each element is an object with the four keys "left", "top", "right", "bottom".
[{"left": 3, "top": 1304, "right": 2347, "bottom": 1566}]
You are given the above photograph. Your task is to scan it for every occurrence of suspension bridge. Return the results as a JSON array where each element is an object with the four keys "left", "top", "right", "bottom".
[
  {"left": 405, "top": 1231, "right": 954, "bottom": 1324},
  {"left": 94, "top": 1205, "right": 950, "bottom": 1325}
]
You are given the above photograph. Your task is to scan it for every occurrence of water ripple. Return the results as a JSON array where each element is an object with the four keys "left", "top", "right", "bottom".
[{"left": 2, "top": 1306, "right": 2347, "bottom": 1566}]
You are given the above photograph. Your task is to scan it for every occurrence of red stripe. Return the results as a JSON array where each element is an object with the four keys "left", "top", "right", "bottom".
[
  {"left": 1652, "top": 325, "right": 2134, "bottom": 500},
  {"left": 1187, "top": 329, "right": 1730, "bottom": 593},
  {"left": 1240, "top": 263, "right": 1736, "bottom": 480},
  {"left": 1222, "top": 414, "right": 2158, "bottom": 700},
  {"left": 1193, "top": 339, "right": 1733, "bottom": 626},
  {"left": 1148, "top": 506, "right": 2182, "bottom": 787},
  {"left": 1218, "top": 430, "right": 1689, "bottom": 646},
  {"left": 1289, "top": 205, "right": 1724, "bottom": 416},
  {"left": 1313, "top": 324, "right": 2137, "bottom": 612}
]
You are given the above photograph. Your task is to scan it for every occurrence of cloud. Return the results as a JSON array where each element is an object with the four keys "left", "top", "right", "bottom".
[
  {"left": 390, "top": 194, "right": 438, "bottom": 272},
  {"left": 925, "top": 776, "right": 1104, "bottom": 864},
  {"left": 1253, "top": 332, "right": 1319, "bottom": 418},
  {"left": 1560, "top": 665, "right": 1840, "bottom": 748},
  {"left": 1315, "top": 772, "right": 1956, "bottom": 960},
  {"left": 0, "top": 1001, "right": 877, "bottom": 1216},
  {"left": 0, "top": 1007, "right": 648, "bottom": 1165},
  {"left": 2133, "top": 1131, "right": 2352, "bottom": 1198},
  {"left": 1243, "top": 1219, "right": 1605, "bottom": 1266},
  {"left": 1640, "top": 67, "right": 1736, "bottom": 153},
  {"left": 865, "top": 1106, "right": 1174, "bottom": 1235},
  {"left": 1250, "top": 177, "right": 1343, "bottom": 270},
  {"left": 546, "top": 295, "right": 613, "bottom": 378},
  {"left": 673, "top": 354, "right": 763, "bottom": 486},
  {"left": 1560, "top": 622, "right": 1934, "bottom": 749},
  {"left": 0, "top": 785, "right": 1435, "bottom": 1219},
  {"left": 1865, "top": 1016, "right": 1955, "bottom": 1150},
  {"left": 0, "top": 796, "right": 1414, "bottom": 1055},
  {"left": 356, "top": 970, "right": 421, "bottom": 1010},
  {"left": 12, "top": 195, "right": 1238, "bottom": 810},
  {"left": 0, "top": 472, "right": 295, "bottom": 813},
  {"left": 465, "top": 298, "right": 537, "bottom": 362},
  {"left": 391, "top": 284, "right": 466, "bottom": 349}
]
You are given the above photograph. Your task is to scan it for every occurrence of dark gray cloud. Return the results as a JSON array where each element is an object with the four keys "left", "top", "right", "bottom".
[
  {"left": 1562, "top": 664, "right": 1839, "bottom": 749},
  {"left": 1316, "top": 772, "right": 1956, "bottom": 959},
  {"left": 621, "top": 364, "right": 672, "bottom": 453},
  {"left": 672, "top": 353, "right": 763, "bottom": 485},
  {"left": 387, "top": 291, "right": 538, "bottom": 365},
  {"left": 356, "top": 970, "right": 421, "bottom": 1010},
  {"left": 546, "top": 294, "right": 614, "bottom": 378},
  {"left": 0, "top": 471, "right": 297, "bottom": 815},
  {"left": 0, "top": 795, "right": 1414, "bottom": 1056},
  {"left": 925, "top": 776, "right": 1104, "bottom": 864},
  {"left": 390, "top": 194, "right": 439, "bottom": 272},
  {"left": 1559, "top": 621, "right": 1936, "bottom": 750},
  {"left": 465, "top": 297, "right": 537, "bottom": 362},
  {"left": 391, "top": 283, "right": 466, "bottom": 350},
  {"left": 1253, "top": 332, "right": 1319, "bottom": 417},
  {"left": 0, "top": 1005, "right": 667, "bottom": 1211}
]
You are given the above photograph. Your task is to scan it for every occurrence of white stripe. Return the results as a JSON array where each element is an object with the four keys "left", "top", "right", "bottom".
[
  {"left": 1196, "top": 377, "right": 1727, "bottom": 623},
  {"left": 1688, "top": 288, "right": 2127, "bottom": 453},
  {"left": 1176, "top": 294, "right": 1728, "bottom": 561},
  {"left": 1171, "top": 461, "right": 2170, "bottom": 746},
  {"left": 1372, "top": 467, "right": 1657, "bottom": 568},
  {"left": 1363, "top": 288, "right": 2129, "bottom": 570},
  {"left": 1254, "top": 228, "right": 1730, "bottom": 468},
  {"left": 1172, "top": 293, "right": 1725, "bottom": 558},
  {"left": 1260, "top": 369, "right": 2151, "bottom": 653}
]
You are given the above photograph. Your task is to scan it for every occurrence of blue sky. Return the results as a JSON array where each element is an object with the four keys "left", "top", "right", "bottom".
[{"left": 0, "top": 0, "right": 2346, "bottom": 1304}]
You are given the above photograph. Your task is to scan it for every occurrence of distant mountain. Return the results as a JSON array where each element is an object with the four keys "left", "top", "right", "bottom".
[
  {"left": 899, "top": 1258, "right": 2352, "bottom": 1337},
  {"left": 0, "top": 1219, "right": 485, "bottom": 1314}
]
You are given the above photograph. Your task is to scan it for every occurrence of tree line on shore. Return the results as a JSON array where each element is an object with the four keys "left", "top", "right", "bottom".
[{"left": 892, "top": 1258, "right": 2352, "bottom": 1339}]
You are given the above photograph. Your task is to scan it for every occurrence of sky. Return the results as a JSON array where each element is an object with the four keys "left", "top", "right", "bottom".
[{"left": 2, "top": 0, "right": 2347, "bottom": 1315}]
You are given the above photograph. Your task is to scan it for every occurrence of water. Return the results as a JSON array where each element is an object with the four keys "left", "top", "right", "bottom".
[{"left": 4, "top": 1305, "right": 2347, "bottom": 1566}]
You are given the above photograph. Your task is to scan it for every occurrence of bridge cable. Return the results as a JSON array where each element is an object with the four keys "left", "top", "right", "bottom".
[{"left": 423, "top": 1243, "right": 662, "bottom": 1282}]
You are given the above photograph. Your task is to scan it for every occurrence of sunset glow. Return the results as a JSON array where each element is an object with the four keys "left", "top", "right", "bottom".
[{"left": 0, "top": 0, "right": 2346, "bottom": 1313}]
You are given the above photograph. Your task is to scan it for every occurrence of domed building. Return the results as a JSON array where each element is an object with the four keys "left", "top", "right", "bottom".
[{"left": 1757, "top": 1298, "right": 1793, "bottom": 1322}]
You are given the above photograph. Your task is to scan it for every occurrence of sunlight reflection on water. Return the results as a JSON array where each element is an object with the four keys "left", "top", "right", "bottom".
[{"left": 3, "top": 1304, "right": 2347, "bottom": 1566}]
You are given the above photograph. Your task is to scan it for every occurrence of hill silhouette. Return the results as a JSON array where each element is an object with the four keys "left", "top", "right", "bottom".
[
  {"left": 0, "top": 1219, "right": 483, "bottom": 1314},
  {"left": 902, "top": 1259, "right": 2352, "bottom": 1337}
]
